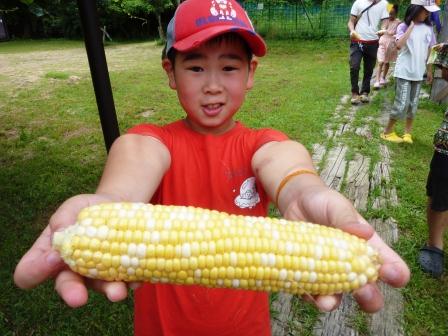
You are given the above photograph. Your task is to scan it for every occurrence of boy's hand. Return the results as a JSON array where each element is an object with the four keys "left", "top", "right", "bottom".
[
  {"left": 14, "top": 194, "right": 131, "bottom": 308},
  {"left": 282, "top": 186, "right": 410, "bottom": 313}
]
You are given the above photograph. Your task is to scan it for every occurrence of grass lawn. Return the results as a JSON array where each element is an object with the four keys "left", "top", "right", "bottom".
[{"left": 1, "top": 38, "right": 447, "bottom": 335}]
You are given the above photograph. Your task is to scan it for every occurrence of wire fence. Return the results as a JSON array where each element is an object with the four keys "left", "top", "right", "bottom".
[
  {"left": 244, "top": 1, "right": 446, "bottom": 39},
  {"left": 243, "top": 0, "right": 361, "bottom": 39}
]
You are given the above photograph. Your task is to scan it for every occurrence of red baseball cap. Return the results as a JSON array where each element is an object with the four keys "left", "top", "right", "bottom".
[{"left": 166, "top": 0, "right": 266, "bottom": 57}]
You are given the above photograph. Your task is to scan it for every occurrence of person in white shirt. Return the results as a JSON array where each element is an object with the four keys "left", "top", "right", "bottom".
[
  {"left": 381, "top": 0, "right": 439, "bottom": 144},
  {"left": 348, "top": 0, "right": 389, "bottom": 104}
]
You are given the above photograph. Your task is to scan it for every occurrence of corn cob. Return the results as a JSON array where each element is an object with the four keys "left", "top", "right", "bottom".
[{"left": 52, "top": 202, "right": 380, "bottom": 295}]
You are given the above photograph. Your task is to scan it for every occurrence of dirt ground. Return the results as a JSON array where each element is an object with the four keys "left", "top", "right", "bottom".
[{"left": 0, "top": 42, "right": 160, "bottom": 90}]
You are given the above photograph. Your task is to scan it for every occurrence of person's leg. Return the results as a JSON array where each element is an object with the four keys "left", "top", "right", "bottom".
[
  {"left": 381, "top": 78, "right": 409, "bottom": 142},
  {"left": 384, "top": 118, "right": 398, "bottom": 135},
  {"left": 382, "top": 62, "right": 390, "bottom": 82},
  {"left": 403, "top": 80, "right": 422, "bottom": 143},
  {"left": 405, "top": 117, "right": 413, "bottom": 135},
  {"left": 427, "top": 201, "right": 448, "bottom": 249},
  {"left": 360, "top": 43, "right": 379, "bottom": 95},
  {"left": 349, "top": 43, "right": 362, "bottom": 103},
  {"left": 419, "top": 152, "right": 448, "bottom": 277},
  {"left": 374, "top": 62, "right": 384, "bottom": 89}
]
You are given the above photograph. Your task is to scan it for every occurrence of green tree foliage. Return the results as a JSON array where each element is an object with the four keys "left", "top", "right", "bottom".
[
  {"left": 111, "top": 0, "right": 174, "bottom": 40},
  {"left": 0, "top": 0, "right": 175, "bottom": 39}
]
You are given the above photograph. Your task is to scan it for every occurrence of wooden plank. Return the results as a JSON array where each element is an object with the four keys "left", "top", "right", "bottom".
[
  {"left": 312, "top": 143, "right": 326, "bottom": 170},
  {"left": 270, "top": 293, "right": 294, "bottom": 336},
  {"left": 368, "top": 218, "right": 404, "bottom": 336},
  {"left": 355, "top": 125, "right": 371, "bottom": 139},
  {"left": 345, "top": 154, "right": 370, "bottom": 211},
  {"left": 319, "top": 145, "right": 347, "bottom": 191},
  {"left": 313, "top": 295, "right": 359, "bottom": 336},
  {"left": 371, "top": 145, "right": 399, "bottom": 209}
]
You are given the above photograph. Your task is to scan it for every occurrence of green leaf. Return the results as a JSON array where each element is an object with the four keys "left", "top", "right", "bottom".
[{"left": 20, "top": 0, "right": 34, "bottom": 5}]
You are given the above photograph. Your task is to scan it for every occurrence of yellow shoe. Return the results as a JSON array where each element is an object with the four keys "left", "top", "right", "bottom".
[
  {"left": 402, "top": 133, "right": 413, "bottom": 144},
  {"left": 381, "top": 132, "right": 403, "bottom": 143}
]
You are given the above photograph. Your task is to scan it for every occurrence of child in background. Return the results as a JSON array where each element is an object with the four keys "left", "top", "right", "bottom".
[
  {"left": 14, "top": 0, "right": 410, "bottom": 334},
  {"left": 419, "top": 42, "right": 448, "bottom": 278},
  {"left": 430, "top": 0, "right": 442, "bottom": 34},
  {"left": 374, "top": 4, "right": 401, "bottom": 89},
  {"left": 381, "top": 0, "right": 439, "bottom": 144}
]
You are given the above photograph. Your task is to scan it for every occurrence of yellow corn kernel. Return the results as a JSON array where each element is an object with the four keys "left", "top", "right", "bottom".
[{"left": 52, "top": 202, "right": 381, "bottom": 295}]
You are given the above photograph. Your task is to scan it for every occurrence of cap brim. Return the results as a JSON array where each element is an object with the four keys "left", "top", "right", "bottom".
[
  {"left": 424, "top": 5, "right": 440, "bottom": 12},
  {"left": 173, "top": 26, "right": 267, "bottom": 57}
]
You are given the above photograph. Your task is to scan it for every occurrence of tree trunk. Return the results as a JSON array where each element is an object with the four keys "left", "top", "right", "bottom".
[
  {"left": 157, "top": 13, "right": 165, "bottom": 41},
  {"left": 430, "top": 0, "right": 448, "bottom": 103}
]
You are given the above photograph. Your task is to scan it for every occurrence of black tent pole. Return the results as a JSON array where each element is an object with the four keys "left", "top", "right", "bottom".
[{"left": 77, "top": 0, "right": 120, "bottom": 152}]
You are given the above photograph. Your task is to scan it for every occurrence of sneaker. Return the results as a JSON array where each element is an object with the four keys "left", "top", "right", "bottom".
[
  {"left": 380, "top": 78, "right": 387, "bottom": 86},
  {"left": 381, "top": 132, "right": 403, "bottom": 143},
  {"left": 360, "top": 93, "right": 370, "bottom": 103},
  {"left": 374, "top": 81, "right": 381, "bottom": 90},
  {"left": 402, "top": 133, "right": 413, "bottom": 144},
  {"left": 351, "top": 94, "right": 361, "bottom": 105}
]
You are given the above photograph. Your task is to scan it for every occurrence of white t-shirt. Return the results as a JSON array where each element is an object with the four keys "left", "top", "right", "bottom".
[
  {"left": 351, "top": 0, "right": 389, "bottom": 41},
  {"left": 394, "top": 23, "right": 436, "bottom": 81}
]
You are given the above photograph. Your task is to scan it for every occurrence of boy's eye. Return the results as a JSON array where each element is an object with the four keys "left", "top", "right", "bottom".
[
  {"left": 188, "top": 66, "right": 203, "bottom": 72},
  {"left": 223, "top": 66, "right": 238, "bottom": 71}
]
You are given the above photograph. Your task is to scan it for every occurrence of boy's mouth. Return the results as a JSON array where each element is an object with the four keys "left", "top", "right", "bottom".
[{"left": 202, "top": 103, "right": 223, "bottom": 117}]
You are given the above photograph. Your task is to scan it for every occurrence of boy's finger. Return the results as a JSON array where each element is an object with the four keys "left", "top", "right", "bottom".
[
  {"left": 353, "top": 283, "right": 384, "bottom": 313},
  {"left": 335, "top": 220, "right": 374, "bottom": 240},
  {"left": 54, "top": 270, "right": 89, "bottom": 308},
  {"left": 302, "top": 294, "right": 341, "bottom": 312},
  {"left": 313, "top": 295, "right": 341, "bottom": 312},
  {"left": 14, "top": 226, "right": 64, "bottom": 289},
  {"left": 85, "top": 279, "right": 129, "bottom": 302},
  {"left": 368, "top": 233, "right": 410, "bottom": 288}
]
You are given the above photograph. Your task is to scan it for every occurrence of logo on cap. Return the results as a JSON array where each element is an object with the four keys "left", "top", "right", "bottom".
[{"left": 210, "top": 0, "right": 236, "bottom": 20}]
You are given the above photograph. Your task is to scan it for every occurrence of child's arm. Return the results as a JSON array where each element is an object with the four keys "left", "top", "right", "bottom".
[
  {"left": 395, "top": 21, "right": 414, "bottom": 50},
  {"left": 252, "top": 140, "right": 410, "bottom": 312},
  {"left": 14, "top": 134, "right": 171, "bottom": 307}
]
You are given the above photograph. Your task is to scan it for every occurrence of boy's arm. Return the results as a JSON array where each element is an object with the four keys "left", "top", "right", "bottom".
[
  {"left": 252, "top": 140, "right": 410, "bottom": 312},
  {"left": 96, "top": 134, "right": 170, "bottom": 201},
  {"left": 14, "top": 134, "right": 171, "bottom": 307}
]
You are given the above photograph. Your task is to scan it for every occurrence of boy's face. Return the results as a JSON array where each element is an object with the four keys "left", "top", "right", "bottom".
[{"left": 163, "top": 38, "right": 257, "bottom": 135}]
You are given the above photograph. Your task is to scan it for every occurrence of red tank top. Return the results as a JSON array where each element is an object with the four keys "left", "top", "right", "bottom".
[{"left": 128, "top": 120, "right": 288, "bottom": 336}]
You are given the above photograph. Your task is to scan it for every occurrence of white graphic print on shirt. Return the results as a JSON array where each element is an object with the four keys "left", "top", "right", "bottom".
[{"left": 234, "top": 177, "right": 260, "bottom": 209}]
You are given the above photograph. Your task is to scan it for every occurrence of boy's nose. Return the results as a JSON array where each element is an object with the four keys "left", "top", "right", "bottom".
[{"left": 203, "top": 72, "right": 223, "bottom": 94}]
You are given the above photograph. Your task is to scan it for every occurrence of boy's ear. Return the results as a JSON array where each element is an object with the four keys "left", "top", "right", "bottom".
[
  {"left": 162, "top": 59, "right": 177, "bottom": 90},
  {"left": 246, "top": 58, "right": 258, "bottom": 90}
]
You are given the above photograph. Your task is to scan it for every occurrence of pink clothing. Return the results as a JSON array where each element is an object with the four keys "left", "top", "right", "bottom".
[{"left": 377, "top": 19, "right": 401, "bottom": 63}]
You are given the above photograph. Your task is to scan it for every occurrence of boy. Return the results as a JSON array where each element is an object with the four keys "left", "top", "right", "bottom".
[{"left": 14, "top": 0, "right": 409, "bottom": 335}]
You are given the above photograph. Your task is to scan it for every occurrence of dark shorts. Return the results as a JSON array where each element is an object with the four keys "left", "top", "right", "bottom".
[{"left": 426, "top": 151, "right": 448, "bottom": 211}]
